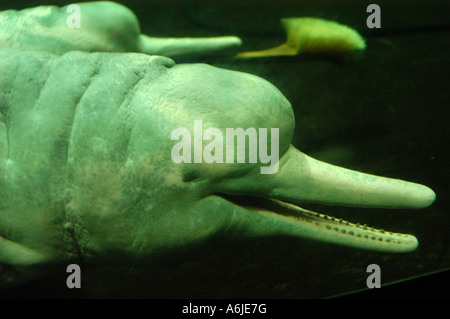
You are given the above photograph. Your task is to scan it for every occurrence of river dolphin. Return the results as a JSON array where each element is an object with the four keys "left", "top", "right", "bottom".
[{"left": 0, "top": 1, "right": 435, "bottom": 286}]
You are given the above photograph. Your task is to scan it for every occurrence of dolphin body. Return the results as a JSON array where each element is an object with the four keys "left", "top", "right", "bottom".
[
  {"left": 0, "top": 2, "right": 436, "bottom": 286},
  {"left": 0, "top": 1, "right": 242, "bottom": 58}
]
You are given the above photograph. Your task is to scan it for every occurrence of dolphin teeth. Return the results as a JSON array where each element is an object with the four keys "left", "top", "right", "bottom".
[
  {"left": 225, "top": 194, "right": 417, "bottom": 248},
  {"left": 262, "top": 198, "right": 418, "bottom": 251}
]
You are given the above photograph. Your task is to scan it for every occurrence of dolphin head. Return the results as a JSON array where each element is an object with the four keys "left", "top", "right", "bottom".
[{"left": 65, "top": 60, "right": 435, "bottom": 265}]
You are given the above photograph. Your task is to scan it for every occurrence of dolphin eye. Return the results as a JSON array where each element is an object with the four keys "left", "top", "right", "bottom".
[{"left": 183, "top": 172, "right": 200, "bottom": 182}]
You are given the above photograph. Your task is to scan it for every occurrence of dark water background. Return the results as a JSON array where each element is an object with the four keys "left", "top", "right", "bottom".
[{"left": 1, "top": 0, "right": 449, "bottom": 298}]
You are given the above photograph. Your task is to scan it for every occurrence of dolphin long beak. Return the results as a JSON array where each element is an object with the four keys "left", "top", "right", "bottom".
[
  {"left": 219, "top": 146, "right": 435, "bottom": 252},
  {"left": 139, "top": 35, "right": 242, "bottom": 58},
  {"left": 269, "top": 146, "right": 436, "bottom": 210}
]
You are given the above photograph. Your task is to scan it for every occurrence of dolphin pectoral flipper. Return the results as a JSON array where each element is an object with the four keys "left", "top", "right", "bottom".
[
  {"left": 0, "top": 233, "right": 68, "bottom": 287},
  {"left": 0, "top": 234, "right": 45, "bottom": 286},
  {"left": 0, "top": 235, "right": 44, "bottom": 266}
]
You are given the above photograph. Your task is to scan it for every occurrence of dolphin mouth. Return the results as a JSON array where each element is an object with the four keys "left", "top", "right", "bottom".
[{"left": 220, "top": 194, "right": 419, "bottom": 252}]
